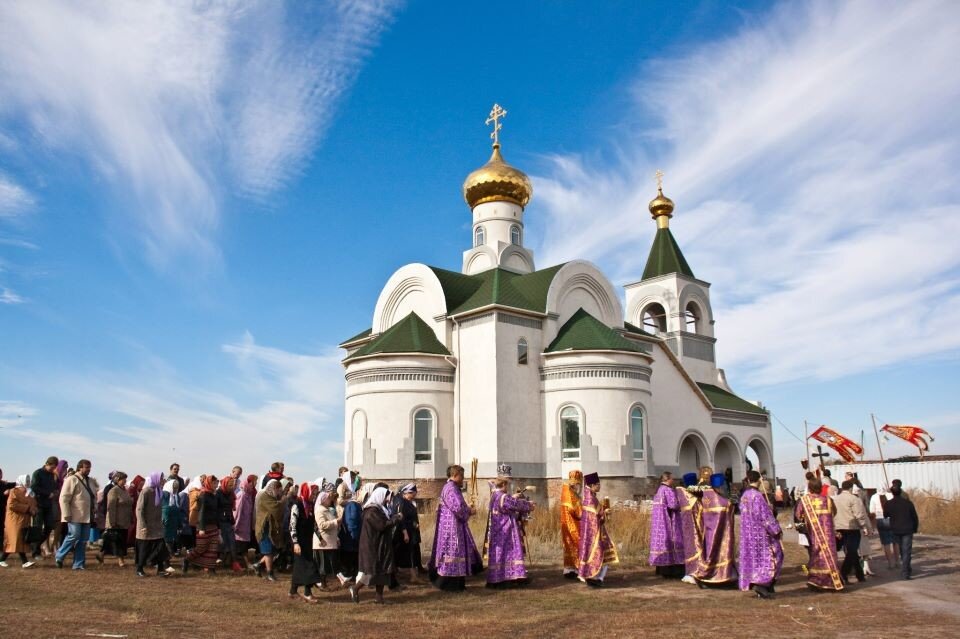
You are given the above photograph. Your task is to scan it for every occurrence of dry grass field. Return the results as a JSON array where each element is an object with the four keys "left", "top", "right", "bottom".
[{"left": 1, "top": 507, "right": 958, "bottom": 639}]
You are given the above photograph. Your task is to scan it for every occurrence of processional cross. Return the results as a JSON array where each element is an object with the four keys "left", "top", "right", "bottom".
[
  {"left": 486, "top": 103, "right": 507, "bottom": 147},
  {"left": 655, "top": 169, "right": 665, "bottom": 191},
  {"left": 812, "top": 445, "right": 831, "bottom": 472}
]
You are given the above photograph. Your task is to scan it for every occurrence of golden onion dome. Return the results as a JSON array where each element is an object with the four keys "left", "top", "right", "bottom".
[
  {"left": 648, "top": 186, "right": 674, "bottom": 220},
  {"left": 463, "top": 144, "right": 533, "bottom": 209}
]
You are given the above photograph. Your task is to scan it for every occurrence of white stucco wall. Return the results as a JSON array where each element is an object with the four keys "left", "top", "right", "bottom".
[{"left": 494, "top": 313, "right": 545, "bottom": 465}]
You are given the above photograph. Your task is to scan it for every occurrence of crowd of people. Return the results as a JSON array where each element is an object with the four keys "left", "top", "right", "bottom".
[
  {"left": 1, "top": 456, "right": 920, "bottom": 603},
  {"left": 642, "top": 466, "right": 920, "bottom": 598}
]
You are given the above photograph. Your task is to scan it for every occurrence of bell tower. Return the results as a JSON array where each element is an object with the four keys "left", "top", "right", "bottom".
[{"left": 624, "top": 172, "right": 724, "bottom": 387}]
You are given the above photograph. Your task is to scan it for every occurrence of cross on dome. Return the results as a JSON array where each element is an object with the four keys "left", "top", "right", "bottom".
[{"left": 486, "top": 103, "right": 507, "bottom": 147}]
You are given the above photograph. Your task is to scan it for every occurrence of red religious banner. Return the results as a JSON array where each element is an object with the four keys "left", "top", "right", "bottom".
[
  {"left": 882, "top": 424, "right": 934, "bottom": 457},
  {"left": 809, "top": 425, "right": 864, "bottom": 463}
]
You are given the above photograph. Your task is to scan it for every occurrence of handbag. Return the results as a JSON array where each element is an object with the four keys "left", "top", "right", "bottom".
[
  {"left": 24, "top": 525, "right": 44, "bottom": 544},
  {"left": 876, "top": 516, "right": 891, "bottom": 530}
]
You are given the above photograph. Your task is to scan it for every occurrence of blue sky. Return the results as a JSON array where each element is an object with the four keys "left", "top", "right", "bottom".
[{"left": 1, "top": 1, "right": 958, "bottom": 487}]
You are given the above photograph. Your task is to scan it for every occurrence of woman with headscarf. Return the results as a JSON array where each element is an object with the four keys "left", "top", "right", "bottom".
[
  {"left": 234, "top": 474, "right": 257, "bottom": 564},
  {"left": 253, "top": 478, "right": 284, "bottom": 581},
  {"left": 393, "top": 483, "right": 423, "bottom": 582},
  {"left": 1, "top": 475, "right": 38, "bottom": 568},
  {"left": 126, "top": 474, "right": 145, "bottom": 552},
  {"left": 215, "top": 476, "right": 240, "bottom": 571},
  {"left": 288, "top": 482, "right": 322, "bottom": 602},
  {"left": 97, "top": 471, "right": 132, "bottom": 567},
  {"left": 161, "top": 477, "right": 185, "bottom": 557},
  {"left": 338, "top": 484, "right": 365, "bottom": 582},
  {"left": 183, "top": 475, "right": 220, "bottom": 573},
  {"left": 349, "top": 486, "right": 402, "bottom": 604},
  {"left": 314, "top": 486, "right": 346, "bottom": 589},
  {"left": 186, "top": 474, "right": 205, "bottom": 539},
  {"left": 135, "top": 471, "right": 171, "bottom": 577}
]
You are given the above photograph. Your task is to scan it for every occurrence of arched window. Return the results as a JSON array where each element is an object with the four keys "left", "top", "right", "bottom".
[
  {"left": 630, "top": 406, "right": 645, "bottom": 460},
  {"left": 642, "top": 303, "right": 668, "bottom": 334},
  {"left": 474, "top": 226, "right": 485, "bottom": 247},
  {"left": 510, "top": 225, "right": 521, "bottom": 245},
  {"left": 684, "top": 302, "right": 701, "bottom": 334},
  {"left": 560, "top": 406, "right": 581, "bottom": 460},
  {"left": 414, "top": 409, "right": 433, "bottom": 462},
  {"left": 517, "top": 338, "right": 528, "bottom": 365}
]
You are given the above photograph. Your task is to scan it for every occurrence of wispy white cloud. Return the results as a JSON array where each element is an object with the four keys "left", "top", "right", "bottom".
[
  {"left": 0, "top": 286, "right": 24, "bottom": 304},
  {"left": 4, "top": 334, "right": 344, "bottom": 481},
  {"left": 530, "top": 0, "right": 960, "bottom": 385},
  {"left": 0, "top": 400, "right": 36, "bottom": 428},
  {"left": 0, "top": 1, "right": 399, "bottom": 268},
  {"left": 0, "top": 173, "right": 33, "bottom": 217}
]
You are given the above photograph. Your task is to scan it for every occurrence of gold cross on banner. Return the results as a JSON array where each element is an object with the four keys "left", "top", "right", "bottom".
[
  {"left": 655, "top": 169, "right": 665, "bottom": 191},
  {"left": 486, "top": 103, "right": 507, "bottom": 147}
]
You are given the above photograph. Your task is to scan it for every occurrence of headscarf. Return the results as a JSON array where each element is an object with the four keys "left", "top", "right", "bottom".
[
  {"left": 202, "top": 475, "right": 217, "bottom": 493},
  {"left": 162, "top": 479, "right": 180, "bottom": 507},
  {"left": 16, "top": 474, "right": 33, "bottom": 497},
  {"left": 144, "top": 471, "right": 164, "bottom": 506},
  {"left": 299, "top": 482, "right": 316, "bottom": 519},
  {"left": 355, "top": 482, "right": 376, "bottom": 505},
  {"left": 128, "top": 474, "right": 145, "bottom": 499},
  {"left": 55, "top": 459, "right": 69, "bottom": 490},
  {"left": 317, "top": 490, "right": 332, "bottom": 508},
  {"left": 219, "top": 476, "right": 235, "bottom": 494},
  {"left": 243, "top": 475, "right": 257, "bottom": 497},
  {"left": 363, "top": 486, "right": 391, "bottom": 516},
  {"left": 186, "top": 475, "right": 204, "bottom": 492},
  {"left": 399, "top": 483, "right": 417, "bottom": 494},
  {"left": 279, "top": 477, "right": 293, "bottom": 494},
  {"left": 255, "top": 479, "right": 284, "bottom": 546}
]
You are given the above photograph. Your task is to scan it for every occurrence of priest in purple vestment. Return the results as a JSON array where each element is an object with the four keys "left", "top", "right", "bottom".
[
  {"left": 795, "top": 475, "right": 843, "bottom": 591},
  {"left": 649, "top": 471, "right": 684, "bottom": 578},
  {"left": 577, "top": 472, "right": 618, "bottom": 587},
  {"left": 484, "top": 465, "right": 535, "bottom": 589},
  {"left": 737, "top": 470, "right": 783, "bottom": 598},
  {"left": 428, "top": 464, "right": 483, "bottom": 592}
]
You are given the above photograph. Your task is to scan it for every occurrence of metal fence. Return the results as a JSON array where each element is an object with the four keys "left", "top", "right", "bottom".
[{"left": 829, "top": 459, "right": 960, "bottom": 496}]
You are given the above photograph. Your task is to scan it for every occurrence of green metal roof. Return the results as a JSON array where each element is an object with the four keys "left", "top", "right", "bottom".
[
  {"left": 339, "top": 327, "right": 372, "bottom": 347},
  {"left": 696, "top": 383, "right": 767, "bottom": 415},
  {"left": 642, "top": 227, "right": 695, "bottom": 280},
  {"left": 428, "top": 264, "right": 566, "bottom": 316},
  {"left": 345, "top": 312, "right": 450, "bottom": 360},
  {"left": 546, "top": 308, "right": 646, "bottom": 353}
]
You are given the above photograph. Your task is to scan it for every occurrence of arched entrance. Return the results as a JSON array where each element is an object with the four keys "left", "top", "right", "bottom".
[
  {"left": 713, "top": 436, "right": 742, "bottom": 481},
  {"left": 678, "top": 432, "right": 709, "bottom": 475},
  {"left": 745, "top": 437, "right": 774, "bottom": 476}
]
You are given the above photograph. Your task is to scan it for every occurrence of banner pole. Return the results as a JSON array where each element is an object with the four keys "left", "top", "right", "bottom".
[{"left": 871, "top": 413, "right": 890, "bottom": 490}]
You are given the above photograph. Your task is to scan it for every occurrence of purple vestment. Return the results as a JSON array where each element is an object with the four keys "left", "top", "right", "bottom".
[
  {"left": 795, "top": 493, "right": 843, "bottom": 591},
  {"left": 737, "top": 487, "right": 783, "bottom": 591},
  {"left": 677, "top": 487, "right": 700, "bottom": 576},
  {"left": 428, "top": 479, "right": 482, "bottom": 578},
  {"left": 649, "top": 483, "right": 684, "bottom": 566},
  {"left": 485, "top": 489, "right": 533, "bottom": 584},
  {"left": 577, "top": 488, "right": 618, "bottom": 579},
  {"left": 677, "top": 487, "right": 737, "bottom": 584},
  {"left": 233, "top": 489, "right": 254, "bottom": 543},
  {"left": 697, "top": 488, "right": 737, "bottom": 584}
]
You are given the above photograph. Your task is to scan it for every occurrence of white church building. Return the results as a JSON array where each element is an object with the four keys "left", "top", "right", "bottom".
[{"left": 340, "top": 109, "right": 773, "bottom": 502}]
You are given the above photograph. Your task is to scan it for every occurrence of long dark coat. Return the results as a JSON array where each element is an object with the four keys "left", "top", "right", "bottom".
[{"left": 357, "top": 506, "right": 399, "bottom": 585}]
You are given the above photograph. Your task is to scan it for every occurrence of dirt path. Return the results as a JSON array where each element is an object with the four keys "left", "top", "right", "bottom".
[{"left": 0, "top": 533, "right": 957, "bottom": 638}]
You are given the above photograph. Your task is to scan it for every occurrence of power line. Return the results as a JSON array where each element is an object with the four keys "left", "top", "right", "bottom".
[{"left": 769, "top": 411, "right": 806, "bottom": 445}]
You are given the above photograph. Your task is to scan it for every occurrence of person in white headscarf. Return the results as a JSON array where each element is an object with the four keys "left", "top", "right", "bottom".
[
  {"left": 348, "top": 486, "right": 402, "bottom": 604},
  {"left": 1, "top": 475, "right": 38, "bottom": 568}
]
